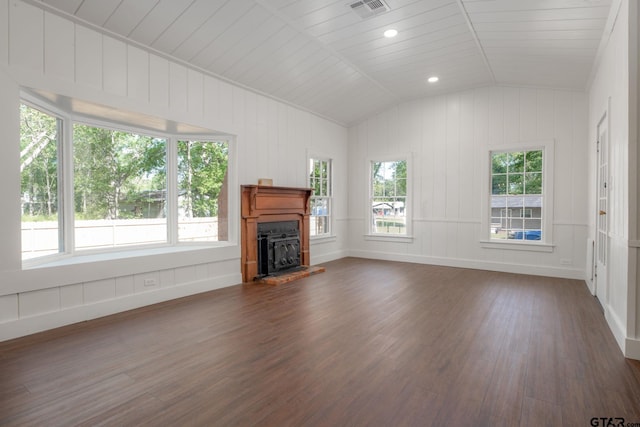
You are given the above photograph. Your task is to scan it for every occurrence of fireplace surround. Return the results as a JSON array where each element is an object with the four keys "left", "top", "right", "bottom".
[{"left": 240, "top": 185, "right": 312, "bottom": 282}]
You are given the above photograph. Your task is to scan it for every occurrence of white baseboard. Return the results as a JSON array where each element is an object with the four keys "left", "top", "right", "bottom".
[
  {"left": 604, "top": 304, "right": 628, "bottom": 355},
  {"left": 0, "top": 273, "right": 241, "bottom": 342},
  {"left": 625, "top": 337, "right": 640, "bottom": 360},
  {"left": 347, "top": 249, "right": 586, "bottom": 280},
  {"left": 311, "top": 250, "right": 349, "bottom": 265}
]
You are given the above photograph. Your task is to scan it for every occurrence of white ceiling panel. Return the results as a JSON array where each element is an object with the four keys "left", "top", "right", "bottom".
[
  {"left": 33, "top": 0, "right": 614, "bottom": 124},
  {"left": 127, "top": 1, "right": 194, "bottom": 45},
  {"left": 103, "top": 0, "right": 160, "bottom": 36},
  {"left": 38, "top": 0, "right": 83, "bottom": 15},
  {"left": 151, "top": 0, "right": 230, "bottom": 54},
  {"left": 75, "top": 0, "right": 121, "bottom": 26},
  {"left": 472, "top": 18, "right": 607, "bottom": 32}
]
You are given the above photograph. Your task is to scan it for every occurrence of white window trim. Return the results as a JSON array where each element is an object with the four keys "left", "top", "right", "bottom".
[
  {"left": 21, "top": 92, "right": 237, "bottom": 268},
  {"left": 480, "top": 140, "right": 554, "bottom": 251},
  {"left": 308, "top": 154, "right": 334, "bottom": 239},
  {"left": 366, "top": 154, "right": 413, "bottom": 240}
]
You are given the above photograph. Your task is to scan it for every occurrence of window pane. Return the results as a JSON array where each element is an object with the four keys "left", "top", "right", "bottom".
[
  {"left": 525, "top": 172, "right": 542, "bottom": 194},
  {"left": 73, "top": 124, "right": 167, "bottom": 250},
  {"left": 509, "top": 152, "right": 525, "bottom": 173},
  {"left": 526, "top": 150, "right": 543, "bottom": 172},
  {"left": 508, "top": 173, "right": 524, "bottom": 195},
  {"left": 21, "top": 104, "right": 61, "bottom": 260},
  {"left": 370, "top": 160, "right": 407, "bottom": 235},
  {"left": 491, "top": 147, "right": 545, "bottom": 241},
  {"left": 310, "top": 158, "right": 332, "bottom": 236},
  {"left": 492, "top": 175, "right": 506, "bottom": 194},
  {"left": 492, "top": 152, "right": 508, "bottom": 174},
  {"left": 177, "top": 141, "right": 229, "bottom": 242}
]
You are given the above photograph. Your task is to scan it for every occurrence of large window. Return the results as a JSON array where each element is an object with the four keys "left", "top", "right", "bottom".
[
  {"left": 20, "top": 98, "right": 231, "bottom": 262},
  {"left": 490, "top": 149, "right": 543, "bottom": 241},
  {"left": 20, "top": 104, "right": 63, "bottom": 260},
  {"left": 73, "top": 124, "right": 167, "bottom": 250},
  {"left": 370, "top": 160, "right": 407, "bottom": 235},
  {"left": 308, "top": 158, "right": 332, "bottom": 237},
  {"left": 178, "top": 141, "right": 229, "bottom": 242}
]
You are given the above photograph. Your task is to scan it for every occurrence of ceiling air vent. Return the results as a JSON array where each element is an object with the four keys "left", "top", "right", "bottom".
[{"left": 348, "top": 0, "right": 391, "bottom": 19}]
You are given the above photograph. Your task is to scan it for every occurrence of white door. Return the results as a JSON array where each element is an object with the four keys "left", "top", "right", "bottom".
[{"left": 595, "top": 114, "right": 608, "bottom": 304}]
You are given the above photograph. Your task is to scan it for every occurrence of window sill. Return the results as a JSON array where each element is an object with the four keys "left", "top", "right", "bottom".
[
  {"left": 310, "top": 235, "right": 337, "bottom": 244},
  {"left": 480, "top": 240, "right": 554, "bottom": 252},
  {"left": 364, "top": 234, "right": 414, "bottom": 243},
  {"left": 23, "top": 242, "right": 236, "bottom": 270}
]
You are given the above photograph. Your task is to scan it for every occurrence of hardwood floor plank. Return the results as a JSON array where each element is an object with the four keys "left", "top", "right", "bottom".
[{"left": 0, "top": 258, "right": 639, "bottom": 426}]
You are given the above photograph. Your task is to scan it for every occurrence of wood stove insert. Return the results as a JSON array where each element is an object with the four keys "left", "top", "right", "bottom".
[{"left": 240, "top": 185, "right": 312, "bottom": 282}]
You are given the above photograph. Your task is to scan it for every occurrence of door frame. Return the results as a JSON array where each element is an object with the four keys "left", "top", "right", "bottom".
[{"left": 594, "top": 107, "right": 610, "bottom": 304}]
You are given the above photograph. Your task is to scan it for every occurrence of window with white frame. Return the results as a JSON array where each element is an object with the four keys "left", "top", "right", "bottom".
[
  {"left": 20, "top": 97, "right": 231, "bottom": 263},
  {"left": 308, "top": 158, "right": 331, "bottom": 237},
  {"left": 20, "top": 103, "right": 63, "bottom": 260},
  {"left": 370, "top": 159, "right": 407, "bottom": 235},
  {"left": 490, "top": 149, "right": 543, "bottom": 241}
]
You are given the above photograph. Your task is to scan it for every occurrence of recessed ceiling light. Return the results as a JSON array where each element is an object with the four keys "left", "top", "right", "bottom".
[
  {"left": 383, "top": 29, "right": 398, "bottom": 38},
  {"left": 427, "top": 76, "right": 439, "bottom": 83}
]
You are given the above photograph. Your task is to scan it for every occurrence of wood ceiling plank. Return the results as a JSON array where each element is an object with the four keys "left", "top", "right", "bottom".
[
  {"left": 127, "top": 1, "right": 194, "bottom": 46},
  {"left": 151, "top": 0, "right": 230, "bottom": 54},
  {"left": 75, "top": 0, "right": 122, "bottom": 26},
  {"left": 308, "top": 0, "right": 455, "bottom": 39},
  {"left": 477, "top": 29, "right": 605, "bottom": 40},
  {"left": 320, "top": 1, "right": 460, "bottom": 46},
  {"left": 172, "top": 0, "right": 254, "bottom": 63},
  {"left": 467, "top": 7, "right": 611, "bottom": 23},
  {"left": 247, "top": 41, "right": 324, "bottom": 94},
  {"left": 339, "top": 21, "right": 470, "bottom": 59},
  {"left": 215, "top": 18, "right": 285, "bottom": 74},
  {"left": 41, "top": 0, "right": 84, "bottom": 15},
  {"left": 224, "top": 26, "right": 299, "bottom": 79},
  {"left": 278, "top": 0, "right": 342, "bottom": 20},
  {"left": 462, "top": 0, "right": 611, "bottom": 13},
  {"left": 197, "top": 5, "right": 274, "bottom": 69},
  {"left": 336, "top": 14, "right": 466, "bottom": 57},
  {"left": 473, "top": 19, "right": 607, "bottom": 32},
  {"left": 484, "top": 46, "right": 597, "bottom": 57},
  {"left": 351, "top": 31, "right": 473, "bottom": 65},
  {"left": 275, "top": 54, "right": 342, "bottom": 100},
  {"left": 104, "top": 0, "right": 160, "bottom": 36},
  {"left": 481, "top": 39, "right": 600, "bottom": 49}
]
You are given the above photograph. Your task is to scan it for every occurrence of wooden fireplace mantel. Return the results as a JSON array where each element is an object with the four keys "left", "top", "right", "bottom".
[{"left": 240, "top": 185, "right": 312, "bottom": 282}]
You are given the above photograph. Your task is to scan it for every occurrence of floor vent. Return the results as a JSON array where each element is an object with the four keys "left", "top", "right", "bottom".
[{"left": 348, "top": 0, "right": 391, "bottom": 19}]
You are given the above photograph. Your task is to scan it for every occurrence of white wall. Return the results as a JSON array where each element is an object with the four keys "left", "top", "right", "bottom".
[
  {"left": 348, "top": 86, "right": 588, "bottom": 279},
  {"left": 588, "top": 0, "right": 640, "bottom": 359},
  {"left": 0, "top": 0, "right": 348, "bottom": 341}
]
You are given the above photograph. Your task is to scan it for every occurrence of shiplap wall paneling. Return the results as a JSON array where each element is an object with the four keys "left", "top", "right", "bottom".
[
  {"left": 0, "top": 0, "right": 7, "bottom": 64},
  {"left": 18, "top": 288, "right": 57, "bottom": 318},
  {"left": 103, "top": 36, "right": 127, "bottom": 96},
  {"left": 187, "top": 69, "right": 204, "bottom": 119},
  {"left": 115, "top": 276, "right": 135, "bottom": 297},
  {"left": 10, "top": 1, "right": 43, "bottom": 71},
  {"left": 127, "top": 46, "right": 149, "bottom": 104},
  {"left": 76, "top": 25, "right": 103, "bottom": 89},
  {"left": 554, "top": 91, "right": 575, "bottom": 224},
  {"left": 572, "top": 94, "right": 589, "bottom": 226},
  {"left": 149, "top": 54, "right": 170, "bottom": 109},
  {"left": 44, "top": 12, "right": 74, "bottom": 83},
  {"left": 60, "top": 284, "right": 83, "bottom": 309},
  {"left": 169, "top": 62, "right": 188, "bottom": 116}
]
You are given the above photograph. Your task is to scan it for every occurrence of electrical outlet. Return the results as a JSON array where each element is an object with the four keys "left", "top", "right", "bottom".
[
  {"left": 143, "top": 278, "right": 158, "bottom": 287},
  {"left": 560, "top": 259, "right": 572, "bottom": 266}
]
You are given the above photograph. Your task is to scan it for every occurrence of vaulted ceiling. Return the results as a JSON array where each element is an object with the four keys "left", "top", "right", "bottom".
[{"left": 29, "top": 0, "right": 613, "bottom": 125}]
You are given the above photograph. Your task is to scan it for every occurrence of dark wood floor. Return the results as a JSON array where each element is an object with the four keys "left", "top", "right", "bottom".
[{"left": 1, "top": 258, "right": 639, "bottom": 426}]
